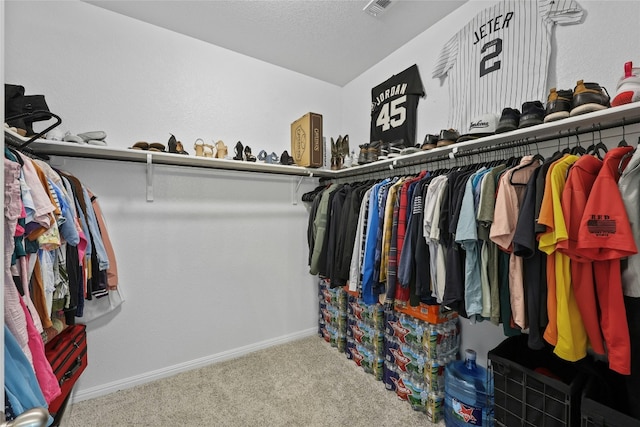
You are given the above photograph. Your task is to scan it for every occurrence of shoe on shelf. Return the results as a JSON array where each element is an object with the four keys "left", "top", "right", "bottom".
[
  {"left": 387, "top": 139, "right": 406, "bottom": 158},
  {"left": 519, "top": 101, "right": 545, "bottom": 128},
  {"left": 570, "top": 80, "right": 610, "bottom": 116},
  {"left": 343, "top": 152, "right": 353, "bottom": 168},
  {"left": 63, "top": 132, "right": 86, "bottom": 144},
  {"left": 421, "top": 134, "right": 439, "bottom": 150},
  {"left": 611, "top": 61, "right": 640, "bottom": 107},
  {"left": 175, "top": 140, "right": 188, "bottom": 154},
  {"left": 168, "top": 134, "right": 188, "bottom": 155},
  {"left": 366, "top": 140, "right": 381, "bottom": 163},
  {"left": 194, "top": 138, "right": 205, "bottom": 157},
  {"left": 215, "top": 140, "right": 228, "bottom": 159},
  {"left": 340, "top": 135, "right": 350, "bottom": 159},
  {"left": 233, "top": 141, "right": 244, "bottom": 160},
  {"left": 496, "top": 108, "right": 520, "bottom": 133},
  {"left": 378, "top": 141, "right": 390, "bottom": 160},
  {"left": 203, "top": 143, "right": 215, "bottom": 158},
  {"left": 350, "top": 150, "right": 359, "bottom": 166},
  {"left": 358, "top": 143, "right": 370, "bottom": 164},
  {"left": 399, "top": 146, "right": 420, "bottom": 156},
  {"left": 129, "top": 141, "right": 165, "bottom": 152},
  {"left": 77, "top": 131, "right": 107, "bottom": 142},
  {"left": 266, "top": 152, "right": 279, "bottom": 164},
  {"left": 148, "top": 142, "right": 165, "bottom": 152},
  {"left": 544, "top": 88, "right": 573, "bottom": 123},
  {"left": 244, "top": 145, "right": 256, "bottom": 162},
  {"left": 436, "top": 129, "right": 459, "bottom": 147},
  {"left": 45, "top": 127, "right": 65, "bottom": 141},
  {"left": 331, "top": 136, "right": 343, "bottom": 170},
  {"left": 280, "top": 150, "right": 294, "bottom": 165},
  {"left": 257, "top": 150, "right": 268, "bottom": 162}
]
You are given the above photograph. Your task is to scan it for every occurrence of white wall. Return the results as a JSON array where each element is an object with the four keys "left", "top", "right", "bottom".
[
  {"left": 4, "top": 0, "right": 332, "bottom": 401},
  {"left": 4, "top": 0, "right": 342, "bottom": 153},
  {"left": 49, "top": 157, "right": 320, "bottom": 399},
  {"left": 341, "top": 0, "right": 640, "bottom": 366}
]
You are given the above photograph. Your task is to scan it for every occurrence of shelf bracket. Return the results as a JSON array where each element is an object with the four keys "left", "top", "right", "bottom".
[
  {"left": 146, "top": 153, "right": 154, "bottom": 202},
  {"left": 292, "top": 171, "right": 314, "bottom": 205}
]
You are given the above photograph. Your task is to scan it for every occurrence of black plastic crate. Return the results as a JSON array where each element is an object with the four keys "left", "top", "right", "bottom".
[
  {"left": 488, "top": 335, "right": 586, "bottom": 427},
  {"left": 581, "top": 375, "right": 640, "bottom": 427}
]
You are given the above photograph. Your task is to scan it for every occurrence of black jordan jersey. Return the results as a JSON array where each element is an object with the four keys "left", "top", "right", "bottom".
[{"left": 370, "top": 64, "right": 424, "bottom": 146}]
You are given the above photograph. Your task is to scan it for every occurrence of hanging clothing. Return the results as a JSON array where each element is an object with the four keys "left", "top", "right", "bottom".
[
  {"left": 304, "top": 138, "right": 640, "bottom": 374},
  {"left": 575, "top": 147, "right": 637, "bottom": 375},
  {"left": 4, "top": 146, "right": 121, "bottom": 419}
]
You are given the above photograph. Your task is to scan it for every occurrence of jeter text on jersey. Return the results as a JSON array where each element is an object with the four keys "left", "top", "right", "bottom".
[{"left": 473, "top": 12, "right": 514, "bottom": 45}]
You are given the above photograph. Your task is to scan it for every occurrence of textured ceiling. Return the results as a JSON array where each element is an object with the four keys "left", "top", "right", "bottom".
[{"left": 84, "top": 0, "right": 467, "bottom": 87}]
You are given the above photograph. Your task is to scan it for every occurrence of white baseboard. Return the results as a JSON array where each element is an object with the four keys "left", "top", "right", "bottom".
[{"left": 71, "top": 327, "right": 318, "bottom": 403}]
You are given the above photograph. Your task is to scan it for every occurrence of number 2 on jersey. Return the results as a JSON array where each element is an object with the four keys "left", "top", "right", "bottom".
[
  {"left": 479, "top": 38, "right": 502, "bottom": 78},
  {"left": 376, "top": 95, "right": 407, "bottom": 131}
]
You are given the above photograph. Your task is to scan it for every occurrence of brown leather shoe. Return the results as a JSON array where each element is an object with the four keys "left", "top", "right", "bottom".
[
  {"left": 544, "top": 88, "right": 573, "bottom": 123},
  {"left": 570, "top": 80, "right": 610, "bottom": 116}
]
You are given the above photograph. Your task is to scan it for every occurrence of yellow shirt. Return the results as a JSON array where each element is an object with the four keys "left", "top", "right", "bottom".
[{"left": 538, "top": 154, "right": 587, "bottom": 361}]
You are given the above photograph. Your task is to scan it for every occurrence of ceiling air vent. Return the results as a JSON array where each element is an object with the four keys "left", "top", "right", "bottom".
[{"left": 363, "top": 0, "right": 394, "bottom": 17}]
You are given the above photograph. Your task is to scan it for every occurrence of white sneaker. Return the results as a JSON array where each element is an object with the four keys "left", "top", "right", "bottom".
[{"left": 612, "top": 61, "right": 640, "bottom": 107}]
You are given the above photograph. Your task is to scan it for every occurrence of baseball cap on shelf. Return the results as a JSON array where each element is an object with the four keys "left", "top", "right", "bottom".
[{"left": 456, "top": 113, "right": 499, "bottom": 143}]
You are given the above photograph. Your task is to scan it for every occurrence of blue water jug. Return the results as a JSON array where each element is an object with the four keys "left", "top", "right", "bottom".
[{"left": 444, "top": 349, "right": 493, "bottom": 426}]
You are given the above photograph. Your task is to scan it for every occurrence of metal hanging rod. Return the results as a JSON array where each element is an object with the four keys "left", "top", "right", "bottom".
[{"left": 327, "top": 112, "right": 640, "bottom": 182}]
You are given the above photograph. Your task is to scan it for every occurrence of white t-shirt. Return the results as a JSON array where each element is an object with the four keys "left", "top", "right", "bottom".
[
  {"left": 432, "top": 0, "right": 583, "bottom": 132},
  {"left": 619, "top": 147, "right": 640, "bottom": 297}
]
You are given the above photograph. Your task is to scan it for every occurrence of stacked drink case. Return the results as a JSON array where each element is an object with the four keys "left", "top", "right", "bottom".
[
  {"left": 383, "top": 309, "right": 460, "bottom": 422},
  {"left": 318, "top": 280, "right": 347, "bottom": 353},
  {"left": 345, "top": 295, "right": 385, "bottom": 380}
]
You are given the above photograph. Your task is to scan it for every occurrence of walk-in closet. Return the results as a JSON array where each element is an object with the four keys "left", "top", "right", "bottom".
[{"left": 4, "top": 1, "right": 640, "bottom": 426}]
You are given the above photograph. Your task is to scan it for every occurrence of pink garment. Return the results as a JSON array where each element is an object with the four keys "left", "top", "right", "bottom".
[
  {"left": 89, "top": 190, "right": 118, "bottom": 290},
  {"left": 19, "top": 293, "right": 61, "bottom": 404},
  {"left": 18, "top": 256, "right": 44, "bottom": 333},
  {"left": 5, "top": 159, "right": 32, "bottom": 363},
  {"left": 14, "top": 204, "right": 26, "bottom": 236},
  {"left": 490, "top": 156, "right": 541, "bottom": 329}
]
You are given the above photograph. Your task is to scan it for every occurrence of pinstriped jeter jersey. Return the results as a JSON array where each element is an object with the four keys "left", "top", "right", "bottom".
[
  {"left": 371, "top": 64, "right": 425, "bottom": 146},
  {"left": 432, "top": 0, "right": 583, "bottom": 132}
]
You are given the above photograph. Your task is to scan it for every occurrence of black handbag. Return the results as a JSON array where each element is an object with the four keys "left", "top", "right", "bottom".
[{"left": 5, "top": 83, "right": 61, "bottom": 148}]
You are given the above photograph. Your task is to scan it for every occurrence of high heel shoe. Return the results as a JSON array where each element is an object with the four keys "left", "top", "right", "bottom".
[
  {"left": 233, "top": 141, "right": 244, "bottom": 160},
  {"left": 215, "top": 140, "right": 228, "bottom": 159},
  {"left": 194, "top": 138, "right": 205, "bottom": 157},
  {"left": 168, "top": 134, "right": 188, "bottom": 154},
  {"left": 203, "top": 143, "right": 215, "bottom": 158},
  {"left": 244, "top": 145, "right": 256, "bottom": 162},
  {"left": 280, "top": 150, "right": 294, "bottom": 165}
]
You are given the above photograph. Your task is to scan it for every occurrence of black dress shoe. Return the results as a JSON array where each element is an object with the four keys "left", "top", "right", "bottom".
[{"left": 244, "top": 145, "right": 256, "bottom": 162}]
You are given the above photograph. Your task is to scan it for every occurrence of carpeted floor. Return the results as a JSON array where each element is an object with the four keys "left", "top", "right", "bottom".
[{"left": 65, "top": 336, "right": 441, "bottom": 426}]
